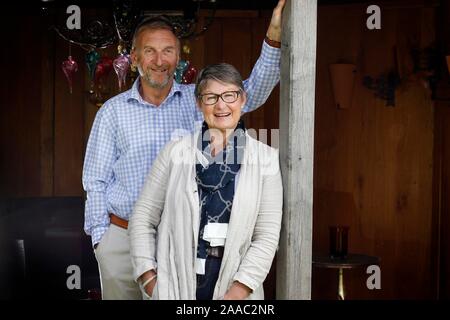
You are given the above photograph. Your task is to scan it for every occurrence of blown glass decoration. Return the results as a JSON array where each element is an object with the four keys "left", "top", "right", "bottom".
[{"left": 61, "top": 55, "right": 78, "bottom": 94}]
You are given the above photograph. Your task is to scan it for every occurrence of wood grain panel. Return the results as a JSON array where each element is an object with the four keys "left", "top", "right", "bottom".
[
  {"left": 53, "top": 37, "right": 85, "bottom": 196},
  {"left": 436, "top": 103, "right": 450, "bottom": 299},
  {"left": 40, "top": 15, "right": 56, "bottom": 196},
  {"left": 313, "top": 5, "right": 436, "bottom": 299},
  {"left": 241, "top": 16, "right": 268, "bottom": 133},
  {"left": 222, "top": 19, "right": 252, "bottom": 79},
  {"left": 203, "top": 18, "right": 223, "bottom": 67},
  {"left": 0, "top": 13, "right": 42, "bottom": 196}
]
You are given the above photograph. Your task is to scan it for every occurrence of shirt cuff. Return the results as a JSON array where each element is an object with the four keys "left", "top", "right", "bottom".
[
  {"left": 232, "top": 271, "right": 260, "bottom": 292},
  {"left": 133, "top": 259, "right": 158, "bottom": 283},
  {"left": 90, "top": 225, "right": 109, "bottom": 248},
  {"left": 260, "top": 40, "right": 281, "bottom": 66}
]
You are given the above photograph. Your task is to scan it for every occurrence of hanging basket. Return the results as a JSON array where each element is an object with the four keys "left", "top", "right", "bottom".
[{"left": 329, "top": 64, "right": 357, "bottom": 109}]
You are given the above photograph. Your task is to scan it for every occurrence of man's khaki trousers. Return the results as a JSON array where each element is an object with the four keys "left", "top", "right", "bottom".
[{"left": 94, "top": 224, "right": 142, "bottom": 300}]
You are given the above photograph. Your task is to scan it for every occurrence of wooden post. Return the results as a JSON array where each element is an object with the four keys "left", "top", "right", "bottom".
[{"left": 276, "top": 0, "right": 317, "bottom": 299}]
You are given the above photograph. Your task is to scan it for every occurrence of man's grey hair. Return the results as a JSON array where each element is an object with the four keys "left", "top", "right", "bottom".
[
  {"left": 131, "top": 16, "right": 180, "bottom": 51},
  {"left": 194, "top": 63, "right": 245, "bottom": 98}
]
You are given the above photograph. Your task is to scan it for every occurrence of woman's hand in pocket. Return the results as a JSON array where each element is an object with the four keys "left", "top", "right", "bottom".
[{"left": 140, "top": 270, "right": 157, "bottom": 297}]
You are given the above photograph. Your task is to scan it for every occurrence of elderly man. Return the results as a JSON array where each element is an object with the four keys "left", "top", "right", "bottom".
[{"left": 82, "top": 0, "right": 285, "bottom": 300}]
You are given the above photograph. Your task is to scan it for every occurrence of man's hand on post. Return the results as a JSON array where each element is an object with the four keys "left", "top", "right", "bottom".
[{"left": 266, "top": 0, "right": 286, "bottom": 42}]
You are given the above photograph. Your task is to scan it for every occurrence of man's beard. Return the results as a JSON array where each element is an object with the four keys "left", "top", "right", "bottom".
[{"left": 138, "top": 64, "right": 172, "bottom": 89}]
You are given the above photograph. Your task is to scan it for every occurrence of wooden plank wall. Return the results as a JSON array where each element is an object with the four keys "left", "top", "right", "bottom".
[
  {"left": 435, "top": 0, "right": 450, "bottom": 301},
  {"left": 312, "top": 4, "right": 437, "bottom": 299},
  {"left": 435, "top": 104, "right": 450, "bottom": 299},
  {"left": 53, "top": 35, "right": 86, "bottom": 196},
  {"left": 0, "top": 13, "right": 44, "bottom": 197}
]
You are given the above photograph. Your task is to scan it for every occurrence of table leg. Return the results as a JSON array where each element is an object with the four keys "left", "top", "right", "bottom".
[{"left": 338, "top": 268, "right": 345, "bottom": 300}]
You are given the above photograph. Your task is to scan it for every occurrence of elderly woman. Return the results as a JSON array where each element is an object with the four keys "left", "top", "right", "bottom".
[{"left": 129, "top": 63, "right": 283, "bottom": 300}]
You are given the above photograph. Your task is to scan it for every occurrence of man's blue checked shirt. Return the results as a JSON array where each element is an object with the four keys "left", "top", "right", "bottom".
[{"left": 82, "top": 41, "right": 281, "bottom": 246}]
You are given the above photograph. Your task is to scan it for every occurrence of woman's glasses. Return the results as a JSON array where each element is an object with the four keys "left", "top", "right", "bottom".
[{"left": 198, "top": 90, "right": 241, "bottom": 105}]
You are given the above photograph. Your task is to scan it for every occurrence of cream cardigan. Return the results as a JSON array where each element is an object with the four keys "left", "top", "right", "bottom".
[{"left": 129, "top": 131, "right": 283, "bottom": 300}]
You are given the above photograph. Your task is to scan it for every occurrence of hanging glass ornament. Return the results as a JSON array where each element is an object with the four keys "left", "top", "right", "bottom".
[
  {"left": 175, "top": 60, "right": 189, "bottom": 84},
  {"left": 182, "top": 62, "right": 198, "bottom": 84},
  {"left": 86, "top": 50, "right": 101, "bottom": 83},
  {"left": 113, "top": 54, "right": 130, "bottom": 90},
  {"left": 61, "top": 55, "right": 78, "bottom": 94},
  {"left": 95, "top": 56, "right": 113, "bottom": 85}
]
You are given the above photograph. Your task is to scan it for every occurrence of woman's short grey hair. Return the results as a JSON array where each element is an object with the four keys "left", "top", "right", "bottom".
[{"left": 194, "top": 63, "right": 244, "bottom": 98}]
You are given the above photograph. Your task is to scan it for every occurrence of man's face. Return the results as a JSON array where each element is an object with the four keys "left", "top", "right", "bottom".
[{"left": 131, "top": 29, "right": 179, "bottom": 89}]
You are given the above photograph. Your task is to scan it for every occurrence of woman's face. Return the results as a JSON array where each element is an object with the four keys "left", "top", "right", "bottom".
[{"left": 197, "top": 80, "right": 246, "bottom": 133}]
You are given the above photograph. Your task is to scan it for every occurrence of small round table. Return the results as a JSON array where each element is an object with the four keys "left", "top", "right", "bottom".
[{"left": 312, "top": 253, "right": 380, "bottom": 300}]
